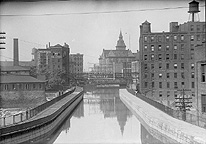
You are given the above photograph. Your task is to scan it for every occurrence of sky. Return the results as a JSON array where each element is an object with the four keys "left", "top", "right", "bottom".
[{"left": 0, "top": 0, "right": 205, "bottom": 71}]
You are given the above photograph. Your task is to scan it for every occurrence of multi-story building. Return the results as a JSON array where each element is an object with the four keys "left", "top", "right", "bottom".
[
  {"left": 98, "top": 31, "right": 137, "bottom": 78},
  {"left": 32, "top": 43, "right": 70, "bottom": 83},
  {"left": 139, "top": 0, "right": 205, "bottom": 107},
  {"left": 69, "top": 53, "right": 83, "bottom": 78},
  {"left": 195, "top": 42, "right": 206, "bottom": 113}
]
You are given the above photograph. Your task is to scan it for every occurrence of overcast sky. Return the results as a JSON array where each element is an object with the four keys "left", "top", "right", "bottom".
[{"left": 0, "top": 0, "right": 205, "bottom": 71}]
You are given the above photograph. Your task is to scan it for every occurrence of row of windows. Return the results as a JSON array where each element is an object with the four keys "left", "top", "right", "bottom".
[
  {"left": 144, "top": 81, "right": 195, "bottom": 89},
  {"left": 190, "top": 24, "right": 205, "bottom": 32},
  {"left": 156, "top": 91, "right": 195, "bottom": 98},
  {"left": 144, "top": 63, "right": 195, "bottom": 70},
  {"left": 144, "top": 35, "right": 185, "bottom": 42},
  {"left": 144, "top": 34, "right": 205, "bottom": 43},
  {"left": 144, "top": 53, "right": 195, "bottom": 61},
  {"left": 144, "top": 44, "right": 185, "bottom": 52},
  {"left": 1, "top": 83, "right": 44, "bottom": 91},
  {"left": 144, "top": 72, "right": 195, "bottom": 79}
]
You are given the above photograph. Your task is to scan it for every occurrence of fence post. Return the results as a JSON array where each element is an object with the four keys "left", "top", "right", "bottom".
[
  {"left": 20, "top": 113, "right": 23, "bottom": 122},
  {"left": 3, "top": 117, "right": 6, "bottom": 126},
  {"left": 26, "top": 110, "right": 28, "bottom": 120},
  {"left": 13, "top": 115, "right": 15, "bottom": 124}
]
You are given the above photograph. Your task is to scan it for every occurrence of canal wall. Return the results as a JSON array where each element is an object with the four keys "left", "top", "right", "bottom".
[
  {"left": 0, "top": 87, "right": 84, "bottom": 144},
  {"left": 120, "top": 89, "right": 206, "bottom": 144}
]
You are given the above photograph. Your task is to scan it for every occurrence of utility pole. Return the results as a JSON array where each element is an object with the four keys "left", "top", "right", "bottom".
[
  {"left": 175, "top": 89, "right": 192, "bottom": 121},
  {"left": 0, "top": 32, "right": 6, "bottom": 49}
]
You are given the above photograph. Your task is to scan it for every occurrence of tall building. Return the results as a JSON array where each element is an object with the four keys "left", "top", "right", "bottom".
[
  {"left": 32, "top": 43, "right": 70, "bottom": 83},
  {"left": 69, "top": 53, "right": 83, "bottom": 78},
  {"left": 98, "top": 31, "right": 137, "bottom": 78},
  {"left": 139, "top": 0, "right": 205, "bottom": 107}
]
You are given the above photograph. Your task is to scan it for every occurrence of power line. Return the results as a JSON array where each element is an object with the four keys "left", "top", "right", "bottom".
[{"left": 0, "top": 5, "right": 205, "bottom": 17}]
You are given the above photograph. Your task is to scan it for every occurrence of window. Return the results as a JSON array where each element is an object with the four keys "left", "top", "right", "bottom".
[
  {"left": 151, "top": 36, "right": 154, "bottom": 41},
  {"left": 190, "top": 25, "right": 194, "bottom": 31},
  {"left": 181, "top": 54, "right": 184, "bottom": 60},
  {"left": 151, "top": 73, "right": 154, "bottom": 78},
  {"left": 181, "top": 44, "right": 184, "bottom": 51},
  {"left": 191, "top": 63, "right": 195, "bottom": 69},
  {"left": 174, "top": 91, "right": 178, "bottom": 97},
  {"left": 175, "top": 63, "right": 179, "bottom": 69},
  {"left": 152, "top": 82, "right": 154, "bottom": 88},
  {"left": 201, "top": 94, "right": 206, "bottom": 112},
  {"left": 158, "top": 54, "right": 162, "bottom": 60},
  {"left": 144, "top": 36, "right": 147, "bottom": 42},
  {"left": 144, "top": 73, "right": 148, "bottom": 78},
  {"left": 181, "top": 63, "right": 184, "bottom": 69},
  {"left": 158, "top": 45, "right": 162, "bottom": 51},
  {"left": 174, "top": 73, "right": 177, "bottom": 78},
  {"left": 167, "top": 91, "right": 170, "bottom": 97},
  {"left": 191, "top": 35, "right": 194, "bottom": 41},
  {"left": 145, "top": 64, "right": 148, "bottom": 70},
  {"left": 145, "top": 82, "right": 148, "bottom": 88},
  {"left": 26, "top": 84, "right": 29, "bottom": 90},
  {"left": 191, "top": 53, "right": 194, "bottom": 59},
  {"left": 191, "top": 72, "right": 195, "bottom": 78},
  {"left": 166, "top": 35, "right": 170, "bottom": 41},
  {"left": 144, "top": 55, "right": 148, "bottom": 60},
  {"left": 39, "top": 84, "right": 42, "bottom": 89},
  {"left": 159, "top": 91, "right": 162, "bottom": 97},
  {"left": 174, "top": 54, "right": 177, "bottom": 60},
  {"left": 201, "top": 64, "right": 206, "bottom": 82},
  {"left": 151, "top": 45, "right": 154, "bottom": 51},
  {"left": 191, "top": 82, "right": 195, "bottom": 88},
  {"left": 159, "top": 73, "right": 162, "bottom": 78},
  {"left": 166, "top": 54, "right": 170, "bottom": 60},
  {"left": 166, "top": 73, "right": 170, "bottom": 78},
  {"left": 174, "top": 82, "right": 178, "bottom": 89},
  {"left": 197, "top": 25, "right": 200, "bottom": 31},
  {"left": 174, "top": 35, "right": 177, "bottom": 40},
  {"left": 166, "top": 63, "right": 169, "bottom": 69},
  {"left": 181, "top": 72, "right": 185, "bottom": 79},
  {"left": 151, "top": 63, "right": 154, "bottom": 69},
  {"left": 197, "top": 35, "right": 200, "bottom": 41},
  {"left": 33, "top": 84, "right": 36, "bottom": 89},
  {"left": 166, "top": 45, "right": 169, "bottom": 51},
  {"left": 4, "top": 84, "right": 8, "bottom": 90},
  {"left": 158, "top": 36, "right": 162, "bottom": 42},
  {"left": 159, "top": 63, "right": 162, "bottom": 69},
  {"left": 159, "top": 82, "right": 162, "bottom": 88},
  {"left": 151, "top": 54, "right": 155, "bottom": 60},
  {"left": 174, "top": 45, "right": 177, "bottom": 50},
  {"left": 191, "top": 44, "right": 194, "bottom": 51},
  {"left": 12, "top": 84, "right": 15, "bottom": 90},
  {"left": 167, "top": 82, "right": 170, "bottom": 88},
  {"left": 144, "top": 45, "right": 148, "bottom": 51},
  {"left": 181, "top": 82, "right": 185, "bottom": 88},
  {"left": 181, "top": 35, "right": 184, "bottom": 41},
  {"left": 192, "top": 92, "right": 195, "bottom": 97}
]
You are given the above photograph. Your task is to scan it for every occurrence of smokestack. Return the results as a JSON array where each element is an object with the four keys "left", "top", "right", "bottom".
[{"left": 13, "top": 38, "right": 19, "bottom": 66}]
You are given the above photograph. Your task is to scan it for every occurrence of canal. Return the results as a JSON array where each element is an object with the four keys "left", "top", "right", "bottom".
[{"left": 36, "top": 88, "right": 175, "bottom": 144}]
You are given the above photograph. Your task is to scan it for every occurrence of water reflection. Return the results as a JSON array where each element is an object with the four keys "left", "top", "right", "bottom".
[{"left": 53, "top": 88, "right": 141, "bottom": 144}]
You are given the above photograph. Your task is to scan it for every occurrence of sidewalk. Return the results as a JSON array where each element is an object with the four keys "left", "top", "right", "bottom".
[{"left": 120, "top": 89, "right": 206, "bottom": 144}]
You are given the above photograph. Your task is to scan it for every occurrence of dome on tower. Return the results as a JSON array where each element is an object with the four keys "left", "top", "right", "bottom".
[{"left": 116, "top": 31, "right": 126, "bottom": 50}]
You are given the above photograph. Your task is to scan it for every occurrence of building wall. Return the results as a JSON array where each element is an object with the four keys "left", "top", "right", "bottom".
[
  {"left": 139, "top": 21, "right": 205, "bottom": 107},
  {"left": 69, "top": 53, "right": 83, "bottom": 76}
]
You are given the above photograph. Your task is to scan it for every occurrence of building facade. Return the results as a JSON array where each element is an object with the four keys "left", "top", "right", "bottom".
[
  {"left": 32, "top": 43, "right": 70, "bottom": 83},
  {"left": 139, "top": 1, "right": 205, "bottom": 107},
  {"left": 69, "top": 53, "right": 84, "bottom": 77},
  {"left": 98, "top": 31, "right": 137, "bottom": 79}
]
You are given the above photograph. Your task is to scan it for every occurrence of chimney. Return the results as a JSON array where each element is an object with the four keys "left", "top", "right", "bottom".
[{"left": 13, "top": 38, "right": 19, "bottom": 66}]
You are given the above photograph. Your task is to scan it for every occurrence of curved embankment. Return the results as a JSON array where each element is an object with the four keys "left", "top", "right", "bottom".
[
  {"left": 0, "top": 87, "right": 84, "bottom": 144},
  {"left": 120, "top": 89, "right": 206, "bottom": 144}
]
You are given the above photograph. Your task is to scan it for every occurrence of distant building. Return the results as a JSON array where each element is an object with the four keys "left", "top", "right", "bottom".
[
  {"left": 69, "top": 53, "right": 83, "bottom": 78},
  {"left": 32, "top": 43, "right": 70, "bottom": 84},
  {"left": 98, "top": 31, "right": 137, "bottom": 78},
  {"left": 139, "top": 0, "right": 205, "bottom": 107},
  {"left": 0, "top": 38, "right": 46, "bottom": 108}
]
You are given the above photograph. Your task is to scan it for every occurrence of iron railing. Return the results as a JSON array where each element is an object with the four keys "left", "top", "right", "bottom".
[{"left": 0, "top": 87, "right": 75, "bottom": 127}]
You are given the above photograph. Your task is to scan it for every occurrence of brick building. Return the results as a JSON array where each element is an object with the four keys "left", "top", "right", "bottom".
[
  {"left": 69, "top": 53, "right": 83, "bottom": 78},
  {"left": 139, "top": 0, "right": 205, "bottom": 107}
]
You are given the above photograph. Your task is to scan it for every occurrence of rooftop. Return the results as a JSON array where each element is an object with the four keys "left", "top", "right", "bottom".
[{"left": 0, "top": 75, "right": 45, "bottom": 83}]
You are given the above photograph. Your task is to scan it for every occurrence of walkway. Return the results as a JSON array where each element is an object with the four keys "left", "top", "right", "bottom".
[{"left": 120, "top": 89, "right": 206, "bottom": 144}]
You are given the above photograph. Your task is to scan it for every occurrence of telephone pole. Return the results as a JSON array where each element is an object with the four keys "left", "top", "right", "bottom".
[{"left": 175, "top": 89, "right": 192, "bottom": 121}]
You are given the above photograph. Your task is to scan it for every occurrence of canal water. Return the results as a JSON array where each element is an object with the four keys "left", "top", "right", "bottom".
[{"left": 50, "top": 88, "right": 167, "bottom": 144}]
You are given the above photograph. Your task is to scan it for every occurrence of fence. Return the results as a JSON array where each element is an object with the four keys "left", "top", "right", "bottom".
[
  {"left": 0, "top": 87, "right": 76, "bottom": 127},
  {"left": 127, "top": 88, "right": 206, "bottom": 129}
]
